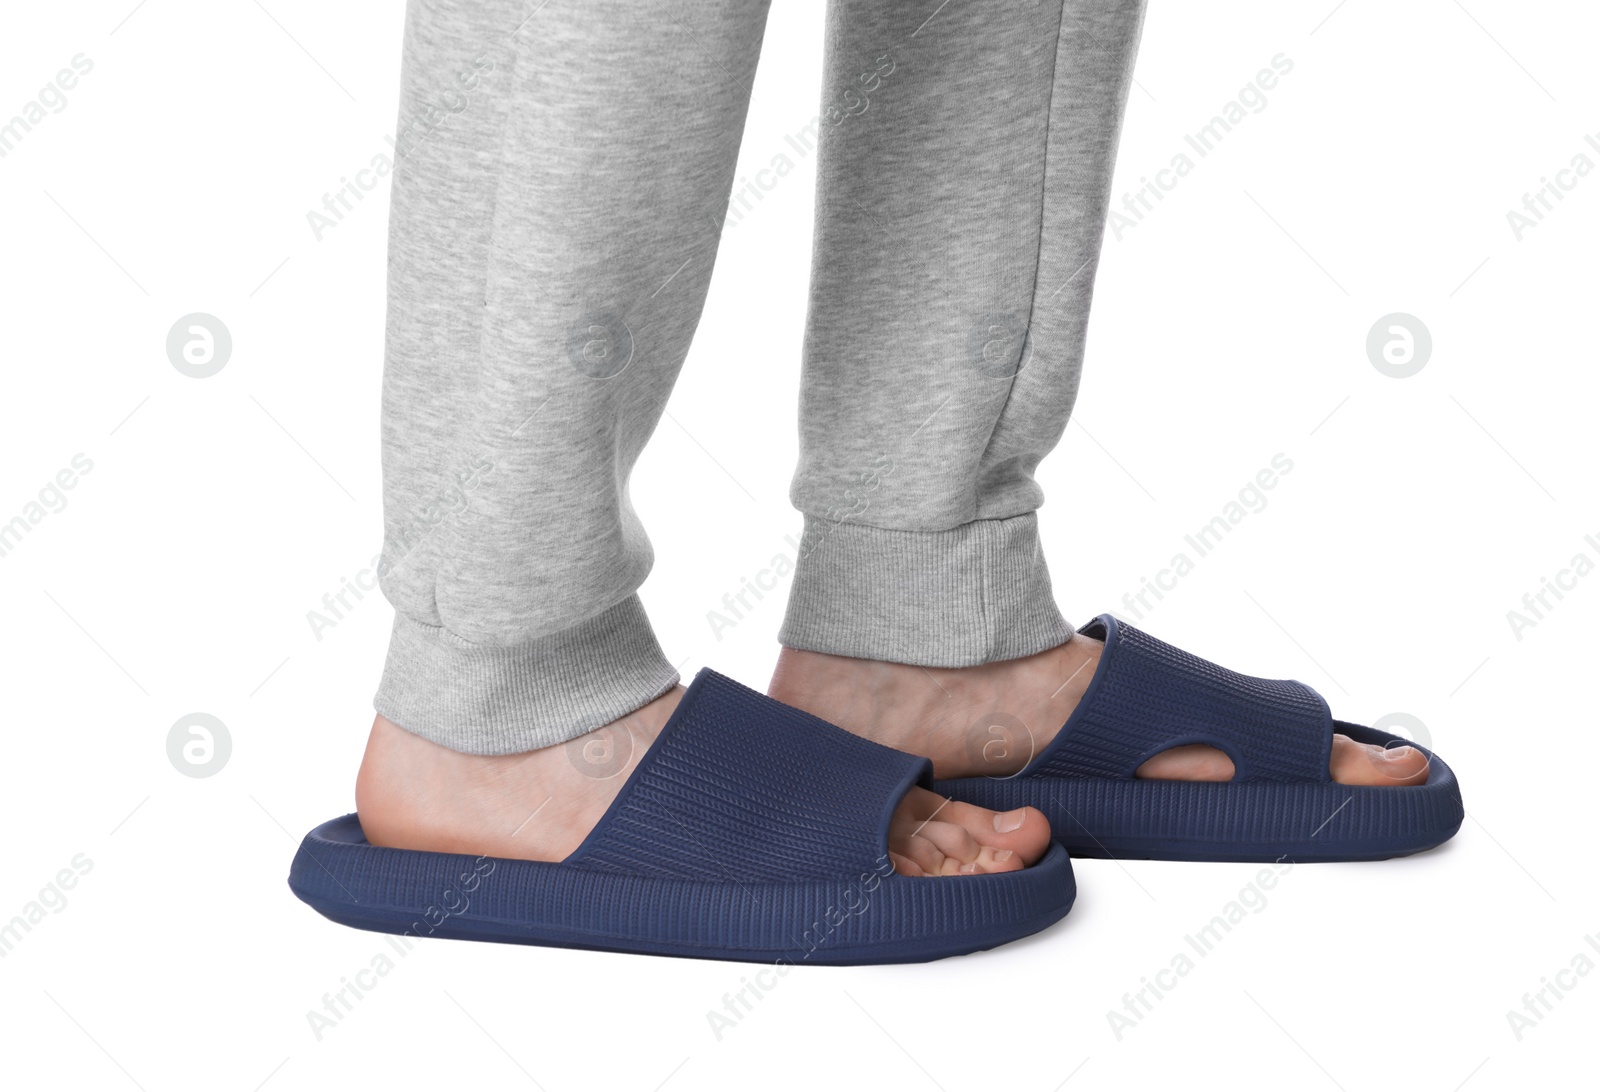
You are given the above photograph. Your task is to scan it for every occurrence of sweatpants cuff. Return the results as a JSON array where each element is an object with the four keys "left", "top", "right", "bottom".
[
  {"left": 374, "top": 595, "right": 679, "bottom": 755},
  {"left": 778, "top": 512, "right": 1073, "bottom": 667}
]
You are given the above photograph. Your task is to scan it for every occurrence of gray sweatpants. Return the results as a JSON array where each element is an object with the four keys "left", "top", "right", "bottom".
[{"left": 374, "top": 0, "right": 1147, "bottom": 755}]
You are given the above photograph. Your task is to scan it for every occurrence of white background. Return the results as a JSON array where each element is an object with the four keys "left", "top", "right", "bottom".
[{"left": 2, "top": 1, "right": 1596, "bottom": 1089}]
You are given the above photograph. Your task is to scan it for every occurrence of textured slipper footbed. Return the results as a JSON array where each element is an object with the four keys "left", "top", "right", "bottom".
[
  {"left": 290, "top": 669, "right": 1075, "bottom": 965},
  {"left": 932, "top": 615, "right": 1464, "bottom": 864}
]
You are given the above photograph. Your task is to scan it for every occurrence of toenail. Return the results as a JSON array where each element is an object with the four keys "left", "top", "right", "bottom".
[
  {"left": 959, "top": 862, "right": 977, "bottom": 874},
  {"left": 993, "top": 808, "right": 1027, "bottom": 833},
  {"left": 1378, "top": 745, "right": 1414, "bottom": 762},
  {"left": 994, "top": 849, "right": 1014, "bottom": 863}
]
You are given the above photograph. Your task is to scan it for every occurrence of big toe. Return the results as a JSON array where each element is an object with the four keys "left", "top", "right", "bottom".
[
  {"left": 967, "top": 803, "right": 1052, "bottom": 864},
  {"left": 888, "top": 788, "right": 1051, "bottom": 876},
  {"left": 1330, "top": 733, "right": 1430, "bottom": 786}
]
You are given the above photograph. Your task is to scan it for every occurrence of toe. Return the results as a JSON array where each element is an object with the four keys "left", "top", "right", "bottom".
[
  {"left": 889, "top": 849, "right": 926, "bottom": 877},
  {"left": 888, "top": 789, "right": 1052, "bottom": 874},
  {"left": 969, "top": 802, "right": 1051, "bottom": 865},
  {"left": 897, "top": 830, "right": 950, "bottom": 876},
  {"left": 972, "top": 845, "right": 1022, "bottom": 874},
  {"left": 1329, "top": 733, "right": 1430, "bottom": 786},
  {"left": 901, "top": 816, "right": 984, "bottom": 872},
  {"left": 913, "top": 792, "right": 1051, "bottom": 865}
]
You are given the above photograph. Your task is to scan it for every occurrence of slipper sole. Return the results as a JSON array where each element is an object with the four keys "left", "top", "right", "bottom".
[{"left": 290, "top": 814, "right": 1076, "bottom": 964}]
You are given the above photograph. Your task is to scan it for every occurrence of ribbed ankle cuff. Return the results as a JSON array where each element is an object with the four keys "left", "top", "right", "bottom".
[
  {"left": 778, "top": 512, "right": 1073, "bottom": 667},
  {"left": 374, "top": 595, "right": 679, "bottom": 754}
]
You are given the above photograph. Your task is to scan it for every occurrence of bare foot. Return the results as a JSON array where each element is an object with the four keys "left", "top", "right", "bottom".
[
  {"left": 355, "top": 685, "right": 1051, "bottom": 877},
  {"left": 768, "top": 634, "right": 1431, "bottom": 787}
]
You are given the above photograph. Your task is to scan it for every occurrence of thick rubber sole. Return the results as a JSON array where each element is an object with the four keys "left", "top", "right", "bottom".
[
  {"left": 933, "top": 723, "right": 1464, "bottom": 863},
  {"left": 289, "top": 815, "right": 1076, "bottom": 965}
]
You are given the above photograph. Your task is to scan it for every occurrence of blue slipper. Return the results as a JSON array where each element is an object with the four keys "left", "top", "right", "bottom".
[
  {"left": 290, "top": 668, "right": 1074, "bottom": 964},
  {"left": 933, "top": 614, "right": 1464, "bottom": 863}
]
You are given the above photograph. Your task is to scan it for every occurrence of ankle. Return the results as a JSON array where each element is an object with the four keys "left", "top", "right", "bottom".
[
  {"left": 355, "top": 686, "right": 684, "bottom": 861},
  {"left": 768, "top": 636, "right": 1101, "bottom": 779},
  {"left": 768, "top": 647, "right": 927, "bottom": 748}
]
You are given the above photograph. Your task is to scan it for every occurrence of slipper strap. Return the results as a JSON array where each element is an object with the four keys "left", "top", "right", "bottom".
[
  {"left": 1026, "top": 614, "right": 1334, "bottom": 783},
  {"left": 566, "top": 669, "right": 931, "bottom": 881}
]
